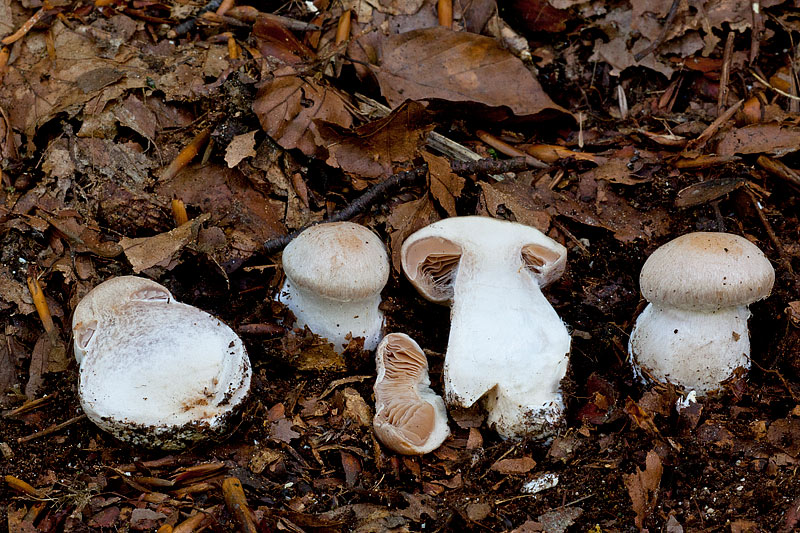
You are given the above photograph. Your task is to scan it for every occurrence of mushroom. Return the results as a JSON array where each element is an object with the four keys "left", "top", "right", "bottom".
[
  {"left": 629, "top": 232, "right": 775, "bottom": 392},
  {"left": 373, "top": 333, "right": 450, "bottom": 454},
  {"left": 278, "top": 222, "right": 390, "bottom": 353},
  {"left": 72, "top": 276, "right": 251, "bottom": 449},
  {"left": 401, "top": 216, "right": 571, "bottom": 438}
]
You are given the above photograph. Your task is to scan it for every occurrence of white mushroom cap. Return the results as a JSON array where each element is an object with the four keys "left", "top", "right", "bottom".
[
  {"left": 640, "top": 232, "right": 774, "bottom": 311},
  {"left": 72, "top": 276, "right": 173, "bottom": 365},
  {"left": 279, "top": 222, "right": 390, "bottom": 352},
  {"left": 283, "top": 222, "right": 389, "bottom": 301},
  {"left": 402, "top": 217, "right": 567, "bottom": 305},
  {"left": 72, "top": 276, "right": 251, "bottom": 449},
  {"left": 373, "top": 333, "right": 450, "bottom": 455}
]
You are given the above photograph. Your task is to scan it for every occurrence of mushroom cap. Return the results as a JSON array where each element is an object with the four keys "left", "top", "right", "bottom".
[
  {"left": 640, "top": 232, "right": 774, "bottom": 310},
  {"left": 72, "top": 276, "right": 173, "bottom": 365},
  {"left": 373, "top": 333, "right": 449, "bottom": 455},
  {"left": 282, "top": 222, "right": 390, "bottom": 302},
  {"left": 401, "top": 216, "right": 567, "bottom": 303},
  {"left": 72, "top": 277, "right": 251, "bottom": 449}
]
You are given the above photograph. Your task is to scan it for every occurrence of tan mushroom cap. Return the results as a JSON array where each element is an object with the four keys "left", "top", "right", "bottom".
[
  {"left": 282, "top": 222, "right": 390, "bottom": 302},
  {"left": 373, "top": 333, "right": 449, "bottom": 455},
  {"left": 640, "top": 232, "right": 775, "bottom": 311}
]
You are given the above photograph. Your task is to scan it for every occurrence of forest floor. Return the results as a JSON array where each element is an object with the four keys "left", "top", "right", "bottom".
[{"left": 1, "top": 0, "right": 800, "bottom": 531}]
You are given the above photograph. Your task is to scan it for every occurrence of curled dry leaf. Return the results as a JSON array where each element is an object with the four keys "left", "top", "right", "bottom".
[
  {"left": 252, "top": 68, "right": 353, "bottom": 157},
  {"left": 373, "top": 27, "right": 571, "bottom": 120},
  {"left": 315, "top": 100, "right": 434, "bottom": 179}
]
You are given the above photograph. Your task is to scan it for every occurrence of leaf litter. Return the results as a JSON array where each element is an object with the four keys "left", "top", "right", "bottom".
[{"left": 0, "top": 0, "right": 800, "bottom": 530}]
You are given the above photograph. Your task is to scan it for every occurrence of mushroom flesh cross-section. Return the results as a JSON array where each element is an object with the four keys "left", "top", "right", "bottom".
[
  {"left": 373, "top": 333, "right": 450, "bottom": 455},
  {"left": 72, "top": 276, "right": 252, "bottom": 449},
  {"left": 401, "top": 216, "right": 571, "bottom": 438}
]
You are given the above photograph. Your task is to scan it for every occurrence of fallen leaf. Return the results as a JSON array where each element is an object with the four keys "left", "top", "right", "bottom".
[
  {"left": 119, "top": 215, "right": 209, "bottom": 274},
  {"left": 253, "top": 68, "right": 353, "bottom": 157},
  {"left": 315, "top": 100, "right": 434, "bottom": 178},
  {"left": 478, "top": 181, "right": 552, "bottom": 232},
  {"left": 387, "top": 196, "right": 439, "bottom": 273},
  {"left": 717, "top": 123, "right": 800, "bottom": 157},
  {"left": 490, "top": 456, "right": 536, "bottom": 474},
  {"left": 425, "top": 152, "right": 466, "bottom": 217},
  {"left": 269, "top": 418, "right": 300, "bottom": 444},
  {"left": 374, "top": 27, "right": 570, "bottom": 120},
  {"left": 224, "top": 131, "right": 258, "bottom": 168},
  {"left": 340, "top": 451, "right": 361, "bottom": 487},
  {"left": 623, "top": 449, "right": 663, "bottom": 529},
  {"left": 537, "top": 507, "right": 582, "bottom": 533}
]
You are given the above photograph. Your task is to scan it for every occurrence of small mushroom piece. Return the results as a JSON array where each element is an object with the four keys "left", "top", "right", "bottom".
[
  {"left": 401, "top": 216, "right": 571, "bottom": 438},
  {"left": 629, "top": 232, "right": 775, "bottom": 392},
  {"left": 373, "top": 333, "right": 450, "bottom": 454},
  {"left": 278, "top": 222, "right": 390, "bottom": 353},
  {"left": 72, "top": 276, "right": 251, "bottom": 449}
]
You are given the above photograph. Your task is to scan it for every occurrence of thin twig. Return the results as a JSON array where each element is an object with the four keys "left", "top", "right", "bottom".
[
  {"left": 750, "top": 70, "right": 800, "bottom": 100},
  {"left": 263, "top": 165, "right": 428, "bottom": 254},
  {"left": 750, "top": 0, "right": 762, "bottom": 64},
  {"left": 18, "top": 414, "right": 87, "bottom": 444},
  {"left": 168, "top": 0, "right": 224, "bottom": 38},
  {"left": 683, "top": 99, "right": 743, "bottom": 154},
  {"left": 718, "top": 32, "right": 735, "bottom": 114},
  {"left": 451, "top": 157, "right": 530, "bottom": 176},
  {"left": 634, "top": 0, "right": 681, "bottom": 61}
]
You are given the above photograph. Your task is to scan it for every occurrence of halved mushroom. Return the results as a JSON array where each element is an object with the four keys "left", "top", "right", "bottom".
[
  {"left": 373, "top": 333, "right": 450, "bottom": 455},
  {"left": 401, "top": 216, "right": 570, "bottom": 439},
  {"left": 72, "top": 276, "right": 251, "bottom": 449}
]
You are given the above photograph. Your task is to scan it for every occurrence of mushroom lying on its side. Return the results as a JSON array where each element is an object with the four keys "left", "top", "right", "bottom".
[
  {"left": 629, "top": 232, "right": 775, "bottom": 392},
  {"left": 278, "top": 222, "right": 390, "bottom": 353},
  {"left": 72, "top": 276, "right": 251, "bottom": 449},
  {"left": 401, "top": 216, "right": 571, "bottom": 439},
  {"left": 373, "top": 333, "right": 450, "bottom": 455}
]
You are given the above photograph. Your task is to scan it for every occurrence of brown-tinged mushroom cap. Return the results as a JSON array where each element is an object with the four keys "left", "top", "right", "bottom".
[
  {"left": 283, "top": 222, "right": 389, "bottom": 302},
  {"left": 373, "top": 333, "right": 449, "bottom": 455},
  {"left": 640, "top": 232, "right": 774, "bottom": 311}
]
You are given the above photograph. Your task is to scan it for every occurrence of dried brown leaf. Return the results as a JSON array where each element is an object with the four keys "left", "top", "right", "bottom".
[
  {"left": 387, "top": 196, "right": 439, "bottom": 273},
  {"left": 623, "top": 449, "right": 663, "bottom": 529},
  {"left": 119, "top": 214, "right": 209, "bottom": 274},
  {"left": 490, "top": 456, "right": 536, "bottom": 474},
  {"left": 315, "top": 100, "right": 433, "bottom": 178},
  {"left": 253, "top": 70, "right": 353, "bottom": 157},
  {"left": 717, "top": 124, "right": 800, "bottom": 156},
  {"left": 425, "top": 152, "right": 465, "bottom": 217},
  {"left": 374, "top": 27, "right": 570, "bottom": 120}
]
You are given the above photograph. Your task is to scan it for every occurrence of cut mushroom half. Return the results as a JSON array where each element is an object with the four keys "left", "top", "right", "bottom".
[
  {"left": 72, "top": 276, "right": 252, "bottom": 449},
  {"left": 373, "top": 333, "right": 450, "bottom": 455},
  {"left": 401, "top": 216, "right": 571, "bottom": 439}
]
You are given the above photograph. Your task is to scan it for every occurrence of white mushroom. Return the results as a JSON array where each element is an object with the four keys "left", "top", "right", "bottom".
[
  {"left": 629, "top": 232, "right": 775, "bottom": 392},
  {"left": 278, "top": 222, "right": 390, "bottom": 353},
  {"left": 72, "top": 276, "right": 251, "bottom": 449},
  {"left": 373, "top": 333, "right": 449, "bottom": 455},
  {"left": 401, "top": 216, "right": 571, "bottom": 439}
]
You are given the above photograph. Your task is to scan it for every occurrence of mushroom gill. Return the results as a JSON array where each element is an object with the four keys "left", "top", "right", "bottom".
[{"left": 373, "top": 333, "right": 450, "bottom": 455}]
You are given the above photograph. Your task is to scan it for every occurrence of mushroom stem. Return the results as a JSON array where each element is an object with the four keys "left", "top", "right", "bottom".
[
  {"left": 279, "top": 279, "right": 384, "bottom": 351},
  {"left": 630, "top": 304, "right": 750, "bottom": 392},
  {"left": 446, "top": 262, "right": 570, "bottom": 438}
]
